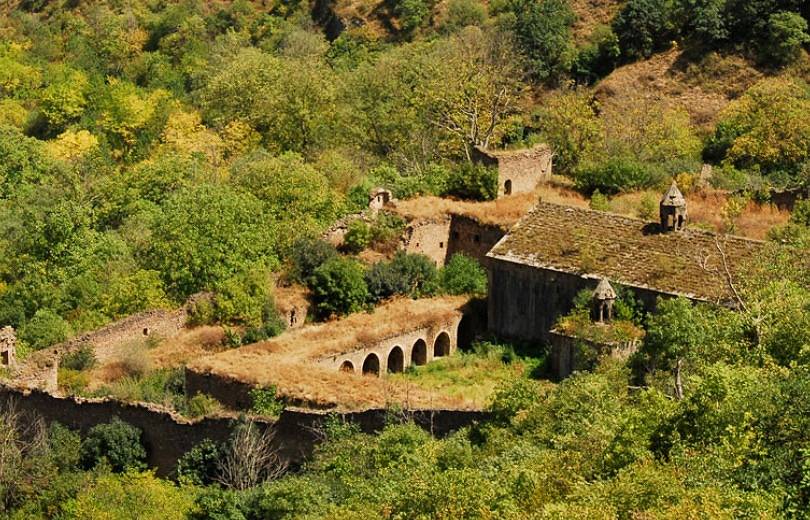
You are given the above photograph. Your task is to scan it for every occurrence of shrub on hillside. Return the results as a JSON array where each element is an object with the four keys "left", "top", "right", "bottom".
[
  {"left": 612, "top": 0, "right": 674, "bottom": 61},
  {"left": 61, "top": 345, "right": 97, "bottom": 371},
  {"left": 574, "top": 157, "right": 660, "bottom": 194},
  {"left": 81, "top": 417, "right": 147, "bottom": 472},
  {"left": 212, "top": 268, "right": 274, "bottom": 327},
  {"left": 439, "top": 254, "right": 487, "bottom": 296},
  {"left": 442, "top": 0, "right": 487, "bottom": 32},
  {"left": 288, "top": 237, "right": 338, "bottom": 283},
  {"left": 443, "top": 163, "right": 498, "bottom": 201},
  {"left": 309, "top": 257, "right": 369, "bottom": 318},
  {"left": 762, "top": 12, "right": 810, "bottom": 66},
  {"left": 19, "top": 309, "right": 72, "bottom": 350},
  {"left": 365, "top": 252, "right": 439, "bottom": 301},
  {"left": 250, "top": 386, "right": 285, "bottom": 417},
  {"left": 343, "top": 220, "right": 373, "bottom": 254},
  {"left": 176, "top": 439, "right": 224, "bottom": 486}
]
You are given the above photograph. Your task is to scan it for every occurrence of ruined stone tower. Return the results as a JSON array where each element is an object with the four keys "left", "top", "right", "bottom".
[
  {"left": 0, "top": 326, "right": 16, "bottom": 368},
  {"left": 660, "top": 181, "right": 687, "bottom": 232},
  {"left": 592, "top": 278, "right": 617, "bottom": 323}
]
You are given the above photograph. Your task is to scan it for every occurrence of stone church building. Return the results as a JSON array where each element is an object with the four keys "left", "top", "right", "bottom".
[{"left": 485, "top": 183, "right": 763, "bottom": 343}]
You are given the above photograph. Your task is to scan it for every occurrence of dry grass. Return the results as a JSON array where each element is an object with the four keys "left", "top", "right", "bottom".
[
  {"left": 273, "top": 284, "right": 310, "bottom": 315},
  {"left": 391, "top": 180, "right": 587, "bottom": 228},
  {"left": 594, "top": 48, "right": 763, "bottom": 129},
  {"left": 187, "top": 297, "right": 473, "bottom": 410},
  {"left": 611, "top": 188, "right": 789, "bottom": 240},
  {"left": 82, "top": 326, "right": 225, "bottom": 392},
  {"left": 570, "top": 0, "right": 622, "bottom": 40}
]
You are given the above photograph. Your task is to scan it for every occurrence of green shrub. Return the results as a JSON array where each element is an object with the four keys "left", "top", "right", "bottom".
[
  {"left": 212, "top": 268, "right": 273, "bottom": 327},
  {"left": 58, "top": 368, "right": 89, "bottom": 395},
  {"left": 250, "top": 386, "right": 285, "bottom": 417},
  {"left": 288, "top": 237, "right": 338, "bottom": 283},
  {"left": 589, "top": 189, "right": 611, "bottom": 211},
  {"left": 612, "top": 0, "right": 673, "bottom": 61},
  {"left": 49, "top": 422, "right": 82, "bottom": 471},
  {"left": 309, "top": 257, "right": 369, "bottom": 318},
  {"left": 370, "top": 213, "right": 406, "bottom": 251},
  {"left": 176, "top": 439, "right": 225, "bottom": 486},
  {"left": 20, "top": 309, "right": 72, "bottom": 350},
  {"left": 343, "top": 220, "right": 373, "bottom": 254},
  {"left": 393, "top": 0, "right": 434, "bottom": 37},
  {"left": 791, "top": 199, "right": 810, "bottom": 227},
  {"left": 187, "top": 296, "right": 216, "bottom": 326},
  {"left": 442, "top": 0, "right": 487, "bottom": 32},
  {"left": 61, "top": 345, "right": 96, "bottom": 371},
  {"left": 574, "top": 157, "right": 658, "bottom": 194},
  {"left": 365, "top": 252, "right": 439, "bottom": 301},
  {"left": 184, "top": 393, "right": 223, "bottom": 419},
  {"left": 762, "top": 12, "right": 810, "bottom": 66},
  {"left": 81, "top": 417, "right": 147, "bottom": 472},
  {"left": 508, "top": 0, "right": 576, "bottom": 83},
  {"left": 439, "top": 254, "right": 487, "bottom": 296},
  {"left": 443, "top": 163, "right": 498, "bottom": 201}
]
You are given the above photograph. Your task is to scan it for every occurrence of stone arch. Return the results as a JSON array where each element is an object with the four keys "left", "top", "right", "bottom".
[
  {"left": 362, "top": 354, "right": 380, "bottom": 376},
  {"left": 433, "top": 331, "right": 451, "bottom": 357},
  {"left": 457, "top": 315, "right": 475, "bottom": 351},
  {"left": 504, "top": 179, "right": 512, "bottom": 195},
  {"left": 412, "top": 339, "right": 427, "bottom": 366},
  {"left": 387, "top": 346, "right": 404, "bottom": 373},
  {"left": 339, "top": 360, "right": 355, "bottom": 373}
]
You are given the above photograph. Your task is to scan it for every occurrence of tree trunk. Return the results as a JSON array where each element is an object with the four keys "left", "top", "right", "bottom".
[{"left": 674, "top": 358, "right": 684, "bottom": 401}]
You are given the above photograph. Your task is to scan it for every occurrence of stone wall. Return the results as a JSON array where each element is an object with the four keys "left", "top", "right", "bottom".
[
  {"left": 472, "top": 145, "right": 553, "bottom": 197},
  {"left": 548, "top": 330, "right": 640, "bottom": 381},
  {"left": 54, "top": 308, "right": 187, "bottom": 365},
  {"left": 0, "top": 385, "right": 490, "bottom": 475},
  {"left": 316, "top": 314, "right": 463, "bottom": 376},
  {"left": 447, "top": 215, "right": 506, "bottom": 264},
  {"left": 486, "top": 258, "right": 668, "bottom": 344},
  {"left": 400, "top": 216, "right": 452, "bottom": 265}
]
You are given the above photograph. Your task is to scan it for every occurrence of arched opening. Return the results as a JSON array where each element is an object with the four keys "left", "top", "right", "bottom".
[
  {"left": 433, "top": 332, "right": 451, "bottom": 358},
  {"left": 457, "top": 315, "right": 475, "bottom": 351},
  {"left": 339, "top": 360, "right": 354, "bottom": 373},
  {"left": 504, "top": 179, "right": 512, "bottom": 195},
  {"left": 387, "top": 346, "right": 404, "bottom": 373},
  {"left": 362, "top": 354, "right": 380, "bottom": 376},
  {"left": 412, "top": 339, "right": 427, "bottom": 366}
]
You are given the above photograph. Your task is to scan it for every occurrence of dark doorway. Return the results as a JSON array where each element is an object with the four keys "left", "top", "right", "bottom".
[
  {"left": 504, "top": 179, "right": 512, "bottom": 195},
  {"left": 340, "top": 360, "right": 354, "bottom": 373},
  {"left": 362, "top": 354, "right": 380, "bottom": 376},
  {"left": 412, "top": 339, "right": 427, "bottom": 365},
  {"left": 433, "top": 332, "right": 451, "bottom": 357},
  {"left": 387, "top": 346, "right": 404, "bottom": 373},
  {"left": 457, "top": 315, "right": 476, "bottom": 351}
]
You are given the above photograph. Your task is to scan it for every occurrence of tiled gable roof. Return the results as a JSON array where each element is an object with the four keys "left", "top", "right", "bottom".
[{"left": 486, "top": 202, "right": 764, "bottom": 302}]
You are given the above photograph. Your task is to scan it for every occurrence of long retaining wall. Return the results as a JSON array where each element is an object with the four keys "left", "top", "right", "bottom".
[{"left": 0, "top": 385, "right": 490, "bottom": 476}]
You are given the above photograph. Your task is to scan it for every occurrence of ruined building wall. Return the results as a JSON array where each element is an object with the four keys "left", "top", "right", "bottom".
[
  {"left": 472, "top": 145, "right": 553, "bottom": 197},
  {"left": 447, "top": 216, "right": 506, "bottom": 264},
  {"left": 400, "top": 217, "right": 452, "bottom": 265},
  {"left": 486, "top": 259, "right": 667, "bottom": 344},
  {"left": 0, "top": 385, "right": 489, "bottom": 475}
]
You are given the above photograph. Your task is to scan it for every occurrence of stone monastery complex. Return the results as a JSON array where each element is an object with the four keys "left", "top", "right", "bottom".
[{"left": 2, "top": 150, "right": 765, "bottom": 412}]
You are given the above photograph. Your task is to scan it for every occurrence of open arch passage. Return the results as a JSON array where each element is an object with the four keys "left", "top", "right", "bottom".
[
  {"left": 457, "top": 315, "right": 475, "bottom": 351},
  {"left": 433, "top": 332, "right": 451, "bottom": 357},
  {"left": 504, "top": 179, "right": 512, "bottom": 195},
  {"left": 412, "top": 339, "right": 427, "bottom": 366},
  {"left": 340, "top": 360, "right": 354, "bottom": 373},
  {"left": 387, "top": 346, "right": 404, "bottom": 373},
  {"left": 362, "top": 354, "right": 380, "bottom": 376}
]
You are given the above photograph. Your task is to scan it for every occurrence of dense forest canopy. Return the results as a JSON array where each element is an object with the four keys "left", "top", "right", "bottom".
[{"left": 0, "top": 0, "right": 809, "bottom": 518}]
